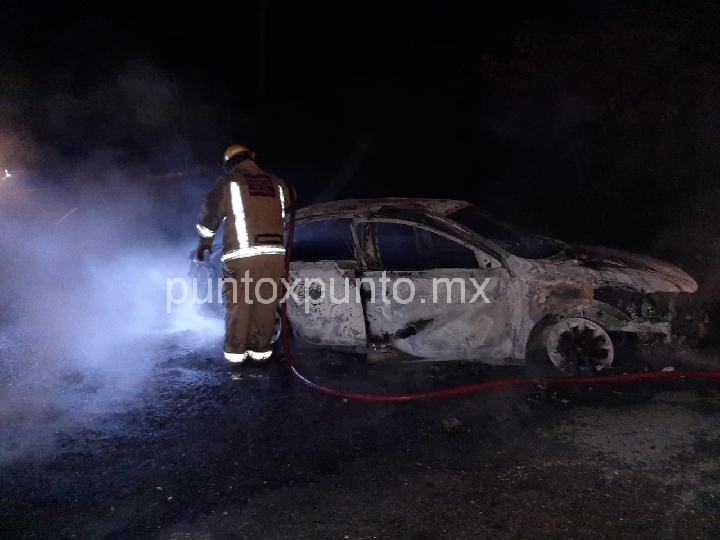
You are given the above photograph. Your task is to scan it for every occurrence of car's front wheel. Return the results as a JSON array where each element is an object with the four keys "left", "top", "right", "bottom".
[
  {"left": 527, "top": 317, "right": 636, "bottom": 379},
  {"left": 545, "top": 317, "right": 614, "bottom": 377}
]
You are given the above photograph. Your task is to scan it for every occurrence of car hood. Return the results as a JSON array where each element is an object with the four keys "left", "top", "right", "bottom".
[{"left": 523, "top": 244, "right": 698, "bottom": 293}]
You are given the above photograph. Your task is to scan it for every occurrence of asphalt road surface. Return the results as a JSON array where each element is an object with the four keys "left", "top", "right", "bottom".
[{"left": 1, "top": 328, "right": 720, "bottom": 540}]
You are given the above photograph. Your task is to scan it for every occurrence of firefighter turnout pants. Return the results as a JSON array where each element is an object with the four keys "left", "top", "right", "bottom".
[{"left": 222, "top": 254, "right": 286, "bottom": 362}]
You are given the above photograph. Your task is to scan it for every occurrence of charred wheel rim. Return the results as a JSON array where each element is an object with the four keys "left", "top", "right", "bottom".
[{"left": 546, "top": 318, "right": 614, "bottom": 376}]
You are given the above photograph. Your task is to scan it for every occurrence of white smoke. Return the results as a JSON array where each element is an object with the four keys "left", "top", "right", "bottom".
[{"left": 0, "top": 60, "right": 226, "bottom": 461}]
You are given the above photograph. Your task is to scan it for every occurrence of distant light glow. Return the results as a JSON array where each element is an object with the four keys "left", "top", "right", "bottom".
[{"left": 2, "top": 169, "right": 10, "bottom": 179}]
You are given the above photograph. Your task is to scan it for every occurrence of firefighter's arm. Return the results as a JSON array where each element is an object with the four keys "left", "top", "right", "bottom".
[
  {"left": 197, "top": 177, "right": 226, "bottom": 240},
  {"left": 196, "top": 177, "right": 226, "bottom": 254}
]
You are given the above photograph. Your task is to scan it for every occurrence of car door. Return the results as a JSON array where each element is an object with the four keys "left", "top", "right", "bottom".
[
  {"left": 357, "top": 220, "right": 515, "bottom": 362},
  {"left": 286, "top": 218, "right": 367, "bottom": 349}
]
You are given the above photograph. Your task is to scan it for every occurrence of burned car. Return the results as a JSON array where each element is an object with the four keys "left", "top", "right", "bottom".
[{"left": 190, "top": 198, "right": 697, "bottom": 377}]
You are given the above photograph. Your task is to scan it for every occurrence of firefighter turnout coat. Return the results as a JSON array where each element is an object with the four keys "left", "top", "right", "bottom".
[{"left": 196, "top": 159, "right": 290, "bottom": 262}]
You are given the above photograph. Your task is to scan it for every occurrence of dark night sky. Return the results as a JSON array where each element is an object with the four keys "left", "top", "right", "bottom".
[
  {"left": 0, "top": 1, "right": 630, "bottom": 164},
  {"left": 2, "top": 1, "right": 720, "bottom": 258}
]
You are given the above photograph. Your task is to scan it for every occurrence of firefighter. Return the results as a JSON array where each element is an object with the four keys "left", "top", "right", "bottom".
[{"left": 196, "top": 145, "right": 294, "bottom": 363}]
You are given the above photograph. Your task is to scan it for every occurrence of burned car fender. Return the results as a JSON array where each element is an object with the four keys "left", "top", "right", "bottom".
[
  {"left": 554, "top": 301, "right": 636, "bottom": 332},
  {"left": 520, "top": 298, "right": 637, "bottom": 358}
]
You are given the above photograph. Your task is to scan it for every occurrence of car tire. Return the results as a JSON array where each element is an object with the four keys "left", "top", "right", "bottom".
[{"left": 526, "top": 317, "right": 637, "bottom": 380}]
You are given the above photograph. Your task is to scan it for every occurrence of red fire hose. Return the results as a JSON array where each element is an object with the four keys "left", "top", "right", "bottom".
[{"left": 279, "top": 204, "right": 720, "bottom": 402}]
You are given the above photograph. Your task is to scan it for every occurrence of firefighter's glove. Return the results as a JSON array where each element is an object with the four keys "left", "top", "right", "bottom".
[{"left": 197, "top": 244, "right": 212, "bottom": 261}]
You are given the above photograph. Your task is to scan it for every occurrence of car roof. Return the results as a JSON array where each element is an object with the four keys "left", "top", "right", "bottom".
[{"left": 295, "top": 198, "right": 473, "bottom": 220}]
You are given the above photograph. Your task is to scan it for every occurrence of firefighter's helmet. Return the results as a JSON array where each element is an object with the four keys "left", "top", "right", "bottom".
[{"left": 223, "top": 145, "right": 256, "bottom": 171}]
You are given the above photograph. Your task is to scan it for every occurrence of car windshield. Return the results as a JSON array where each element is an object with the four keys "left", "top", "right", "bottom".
[{"left": 447, "top": 206, "right": 566, "bottom": 259}]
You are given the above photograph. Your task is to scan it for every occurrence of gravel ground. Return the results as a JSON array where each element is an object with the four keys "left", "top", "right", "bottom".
[{"left": 1, "top": 329, "right": 720, "bottom": 540}]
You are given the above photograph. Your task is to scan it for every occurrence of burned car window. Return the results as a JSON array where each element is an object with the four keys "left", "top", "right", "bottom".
[
  {"left": 292, "top": 219, "right": 356, "bottom": 261},
  {"left": 448, "top": 206, "right": 566, "bottom": 259},
  {"left": 376, "top": 223, "right": 479, "bottom": 270}
]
